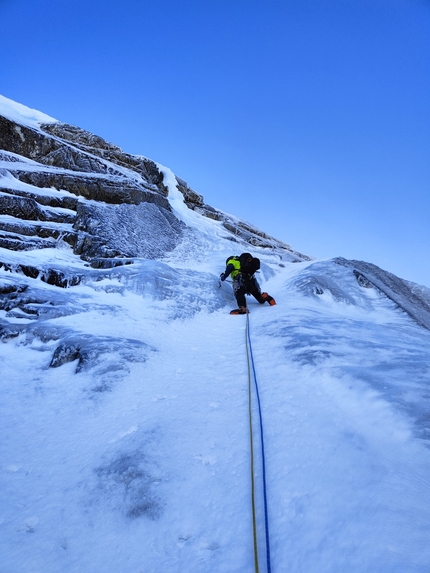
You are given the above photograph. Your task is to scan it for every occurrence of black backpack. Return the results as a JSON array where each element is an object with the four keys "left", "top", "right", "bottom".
[{"left": 239, "top": 252, "right": 260, "bottom": 275}]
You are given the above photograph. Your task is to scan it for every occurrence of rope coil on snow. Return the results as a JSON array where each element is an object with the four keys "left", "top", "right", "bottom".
[{"left": 245, "top": 313, "right": 272, "bottom": 573}]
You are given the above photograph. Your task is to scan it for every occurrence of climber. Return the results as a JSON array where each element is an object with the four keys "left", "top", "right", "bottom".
[{"left": 220, "top": 252, "right": 276, "bottom": 315}]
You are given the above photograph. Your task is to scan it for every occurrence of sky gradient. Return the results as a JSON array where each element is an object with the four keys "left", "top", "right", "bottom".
[{"left": 2, "top": 0, "right": 430, "bottom": 285}]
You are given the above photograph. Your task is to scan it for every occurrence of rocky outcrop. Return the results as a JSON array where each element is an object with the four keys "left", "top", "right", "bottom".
[
  {"left": 0, "top": 114, "right": 185, "bottom": 269},
  {"left": 335, "top": 258, "right": 430, "bottom": 330},
  {"left": 9, "top": 169, "right": 168, "bottom": 207},
  {"left": 0, "top": 116, "right": 170, "bottom": 209},
  {"left": 174, "top": 175, "right": 308, "bottom": 255},
  {"left": 0, "top": 116, "right": 167, "bottom": 193},
  {"left": 41, "top": 121, "right": 168, "bottom": 192},
  {"left": 0, "top": 259, "right": 82, "bottom": 287},
  {"left": 0, "top": 104, "right": 310, "bottom": 279},
  {"left": 49, "top": 334, "right": 154, "bottom": 373},
  {"left": 73, "top": 201, "right": 185, "bottom": 262}
]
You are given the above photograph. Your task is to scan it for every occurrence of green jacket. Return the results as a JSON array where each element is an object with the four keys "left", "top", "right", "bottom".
[{"left": 225, "top": 257, "right": 242, "bottom": 280}]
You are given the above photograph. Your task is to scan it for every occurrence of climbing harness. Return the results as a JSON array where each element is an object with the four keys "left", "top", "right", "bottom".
[{"left": 245, "top": 313, "right": 272, "bottom": 573}]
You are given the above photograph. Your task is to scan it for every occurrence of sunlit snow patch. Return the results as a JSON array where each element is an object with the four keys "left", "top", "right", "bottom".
[{"left": 0, "top": 94, "right": 57, "bottom": 128}]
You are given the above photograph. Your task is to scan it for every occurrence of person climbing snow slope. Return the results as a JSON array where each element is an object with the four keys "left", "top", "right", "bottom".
[{"left": 220, "top": 252, "right": 277, "bottom": 315}]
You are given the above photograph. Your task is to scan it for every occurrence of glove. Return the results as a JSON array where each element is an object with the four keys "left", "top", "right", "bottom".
[{"left": 220, "top": 273, "right": 226, "bottom": 281}]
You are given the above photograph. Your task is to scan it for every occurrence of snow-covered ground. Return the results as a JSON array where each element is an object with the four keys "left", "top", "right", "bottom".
[
  {"left": 1, "top": 94, "right": 430, "bottom": 572},
  {"left": 2, "top": 230, "right": 430, "bottom": 572}
]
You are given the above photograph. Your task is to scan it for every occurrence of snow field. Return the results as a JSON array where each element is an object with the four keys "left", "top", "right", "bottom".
[
  {"left": 248, "top": 275, "right": 430, "bottom": 572},
  {"left": 2, "top": 257, "right": 430, "bottom": 572},
  {"left": 0, "top": 302, "right": 256, "bottom": 572}
]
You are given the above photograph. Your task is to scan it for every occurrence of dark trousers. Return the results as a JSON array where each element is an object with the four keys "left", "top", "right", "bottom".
[{"left": 233, "top": 274, "right": 265, "bottom": 308}]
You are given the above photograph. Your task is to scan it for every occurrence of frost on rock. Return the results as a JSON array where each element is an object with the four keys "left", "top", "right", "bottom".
[
  {"left": 288, "top": 260, "right": 374, "bottom": 308},
  {"left": 0, "top": 275, "right": 97, "bottom": 320},
  {"left": 335, "top": 258, "right": 430, "bottom": 330},
  {"left": 0, "top": 259, "right": 82, "bottom": 287},
  {"left": 288, "top": 258, "right": 430, "bottom": 330},
  {"left": 74, "top": 202, "right": 185, "bottom": 261},
  {"left": 40, "top": 121, "right": 168, "bottom": 195},
  {"left": 49, "top": 334, "right": 155, "bottom": 374}
]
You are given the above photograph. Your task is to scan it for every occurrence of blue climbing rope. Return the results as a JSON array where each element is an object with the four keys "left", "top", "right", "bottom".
[{"left": 245, "top": 312, "right": 272, "bottom": 573}]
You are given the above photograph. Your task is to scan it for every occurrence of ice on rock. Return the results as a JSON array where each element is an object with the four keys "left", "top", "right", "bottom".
[
  {"left": 49, "top": 334, "right": 155, "bottom": 373},
  {"left": 74, "top": 201, "right": 185, "bottom": 260}
]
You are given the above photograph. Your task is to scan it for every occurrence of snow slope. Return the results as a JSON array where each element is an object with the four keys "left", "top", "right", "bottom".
[
  {"left": 0, "top": 94, "right": 57, "bottom": 128},
  {"left": 2, "top": 232, "right": 430, "bottom": 573},
  {"left": 1, "top": 95, "right": 430, "bottom": 572}
]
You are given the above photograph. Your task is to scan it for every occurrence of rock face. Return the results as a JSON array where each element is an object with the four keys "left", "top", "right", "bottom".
[
  {"left": 73, "top": 201, "right": 185, "bottom": 262},
  {"left": 0, "top": 110, "right": 309, "bottom": 281},
  {"left": 334, "top": 258, "right": 430, "bottom": 330},
  {"left": 0, "top": 116, "right": 168, "bottom": 195},
  {"left": 0, "top": 115, "right": 180, "bottom": 272}
]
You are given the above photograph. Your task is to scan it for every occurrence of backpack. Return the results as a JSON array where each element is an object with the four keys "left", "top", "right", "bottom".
[
  {"left": 239, "top": 253, "right": 260, "bottom": 274},
  {"left": 226, "top": 253, "right": 260, "bottom": 276}
]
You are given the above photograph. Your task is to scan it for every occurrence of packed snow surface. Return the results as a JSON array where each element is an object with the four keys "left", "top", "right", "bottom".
[
  {"left": 0, "top": 94, "right": 57, "bottom": 127},
  {"left": 1, "top": 233, "right": 430, "bottom": 573}
]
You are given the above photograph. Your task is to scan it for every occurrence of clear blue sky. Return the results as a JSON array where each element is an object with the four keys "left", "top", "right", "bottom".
[{"left": 2, "top": 0, "right": 430, "bottom": 286}]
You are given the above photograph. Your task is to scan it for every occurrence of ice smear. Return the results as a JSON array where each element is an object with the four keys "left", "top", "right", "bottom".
[{"left": 156, "top": 162, "right": 231, "bottom": 240}]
